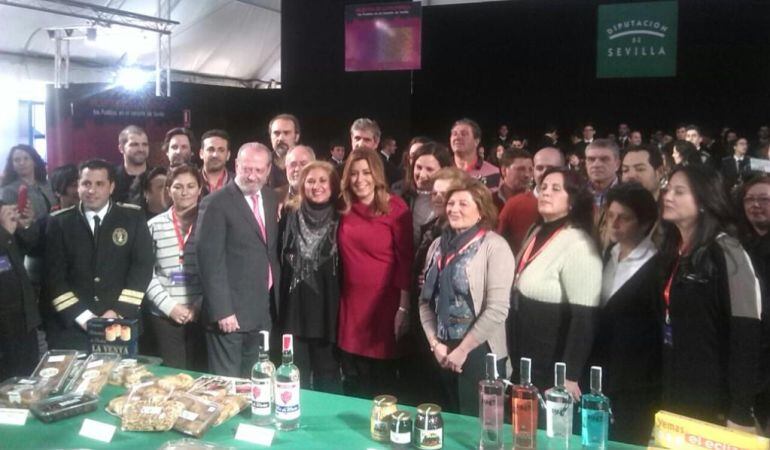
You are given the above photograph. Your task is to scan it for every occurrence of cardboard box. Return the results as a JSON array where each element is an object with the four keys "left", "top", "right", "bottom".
[
  {"left": 87, "top": 318, "right": 138, "bottom": 356},
  {"left": 653, "top": 410, "right": 769, "bottom": 450}
]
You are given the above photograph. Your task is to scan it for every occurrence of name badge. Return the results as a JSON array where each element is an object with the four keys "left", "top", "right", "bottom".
[
  {"left": 0, "top": 255, "right": 11, "bottom": 273},
  {"left": 169, "top": 270, "right": 190, "bottom": 285}
]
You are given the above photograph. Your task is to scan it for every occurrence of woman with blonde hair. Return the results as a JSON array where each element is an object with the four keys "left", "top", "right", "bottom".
[
  {"left": 337, "top": 149, "right": 413, "bottom": 398},
  {"left": 278, "top": 161, "right": 342, "bottom": 392}
]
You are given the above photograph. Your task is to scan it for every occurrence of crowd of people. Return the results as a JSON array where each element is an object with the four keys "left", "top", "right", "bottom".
[{"left": 1, "top": 115, "right": 770, "bottom": 444}]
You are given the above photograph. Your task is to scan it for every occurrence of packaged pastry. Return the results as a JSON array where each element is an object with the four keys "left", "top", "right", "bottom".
[
  {"left": 67, "top": 352, "right": 120, "bottom": 396},
  {"left": 158, "top": 439, "right": 236, "bottom": 450},
  {"left": 30, "top": 392, "right": 98, "bottom": 423},
  {"left": 106, "top": 395, "right": 128, "bottom": 416},
  {"left": 0, "top": 377, "right": 52, "bottom": 407},
  {"left": 187, "top": 376, "right": 233, "bottom": 398},
  {"left": 109, "top": 359, "right": 155, "bottom": 388},
  {"left": 158, "top": 373, "right": 194, "bottom": 391},
  {"left": 210, "top": 395, "right": 249, "bottom": 426},
  {"left": 109, "top": 358, "right": 138, "bottom": 385},
  {"left": 31, "top": 350, "right": 79, "bottom": 394},
  {"left": 121, "top": 385, "right": 184, "bottom": 432},
  {"left": 172, "top": 392, "right": 222, "bottom": 438}
]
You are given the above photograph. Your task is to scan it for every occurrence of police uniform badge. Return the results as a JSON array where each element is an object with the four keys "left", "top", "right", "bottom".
[{"left": 112, "top": 228, "right": 128, "bottom": 246}]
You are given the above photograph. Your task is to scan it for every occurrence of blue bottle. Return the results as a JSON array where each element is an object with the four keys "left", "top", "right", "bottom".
[{"left": 581, "top": 366, "right": 610, "bottom": 449}]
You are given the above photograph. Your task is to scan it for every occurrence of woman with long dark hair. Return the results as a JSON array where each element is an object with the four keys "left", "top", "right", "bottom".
[
  {"left": 401, "top": 142, "right": 453, "bottom": 246},
  {"left": 1, "top": 144, "right": 55, "bottom": 219},
  {"left": 659, "top": 164, "right": 761, "bottom": 432},
  {"left": 512, "top": 167, "right": 602, "bottom": 399},
  {"left": 279, "top": 161, "right": 343, "bottom": 393}
]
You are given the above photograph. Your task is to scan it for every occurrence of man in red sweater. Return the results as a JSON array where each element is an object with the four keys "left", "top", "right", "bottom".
[{"left": 497, "top": 147, "right": 564, "bottom": 253}]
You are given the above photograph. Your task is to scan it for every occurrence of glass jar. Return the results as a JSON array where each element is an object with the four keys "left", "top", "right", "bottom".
[
  {"left": 390, "top": 410, "right": 412, "bottom": 449},
  {"left": 371, "top": 394, "right": 398, "bottom": 442},
  {"left": 415, "top": 403, "right": 444, "bottom": 449}
]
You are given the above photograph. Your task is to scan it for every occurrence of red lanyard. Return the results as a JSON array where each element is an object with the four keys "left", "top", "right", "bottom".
[
  {"left": 663, "top": 247, "right": 687, "bottom": 324},
  {"left": 438, "top": 230, "right": 486, "bottom": 270},
  {"left": 171, "top": 207, "right": 194, "bottom": 265},
  {"left": 516, "top": 225, "right": 564, "bottom": 277},
  {"left": 204, "top": 170, "right": 227, "bottom": 192}
]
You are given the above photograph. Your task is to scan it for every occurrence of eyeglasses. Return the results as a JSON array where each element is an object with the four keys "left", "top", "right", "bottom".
[{"left": 743, "top": 196, "right": 770, "bottom": 206}]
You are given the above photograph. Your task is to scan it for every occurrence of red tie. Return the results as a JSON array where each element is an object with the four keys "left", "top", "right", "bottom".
[{"left": 251, "top": 194, "right": 273, "bottom": 290}]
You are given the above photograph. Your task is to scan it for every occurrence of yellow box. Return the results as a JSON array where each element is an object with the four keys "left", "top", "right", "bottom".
[{"left": 653, "top": 410, "right": 769, "bottom": 450}]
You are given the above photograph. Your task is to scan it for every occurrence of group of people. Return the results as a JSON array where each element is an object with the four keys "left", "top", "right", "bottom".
[{"left": 1, "top": 114, "right": 770, "bottom": 445}]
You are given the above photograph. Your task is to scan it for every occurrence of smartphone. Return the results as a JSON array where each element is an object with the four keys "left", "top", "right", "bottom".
[{"left": 17, "top": 184, "right": 28, "bottom": 213}]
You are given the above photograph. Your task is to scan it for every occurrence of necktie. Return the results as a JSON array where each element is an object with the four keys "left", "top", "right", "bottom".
[
  {"left": 251, "top": 194, "right": 273, "bottom": 289},
  {"left": 93, "top": 215, "right": 101, "bottom": 245}
]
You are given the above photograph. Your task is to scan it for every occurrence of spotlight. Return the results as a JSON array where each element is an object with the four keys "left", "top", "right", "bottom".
[{"left": 115, "top": 67, "right": 151, "bottom": 91}]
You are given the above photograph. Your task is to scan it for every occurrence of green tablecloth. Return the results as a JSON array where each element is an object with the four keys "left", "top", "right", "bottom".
[{"left": 1, "top": 366, "right": 643, "bottom": 449}]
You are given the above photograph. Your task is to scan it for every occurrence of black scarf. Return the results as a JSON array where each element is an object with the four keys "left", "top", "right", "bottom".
[{"left": 283, "top": 200, "right": 338, "bottom": 293}]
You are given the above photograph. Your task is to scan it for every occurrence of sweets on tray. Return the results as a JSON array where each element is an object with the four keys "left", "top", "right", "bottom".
[
  {"left": 66, "top": 352, "right": 120, "bottom": 396},
  {"left": 0, "top": 377, "right": 52, "bottom": 408},
  {"left": 172, "top": 392, "right": 222, "bottom": 438},
  {"left": 30, "top": 392, "right": 99, "bottom": 423},
  {"left": 30, "top": 350, "right": 79, "bottom": 394},
  {"left": 121, "top": 383, "right": 184, "bottom": 432}
]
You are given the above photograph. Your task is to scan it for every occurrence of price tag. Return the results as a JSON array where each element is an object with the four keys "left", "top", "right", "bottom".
[
  {"left": 0, "top": 408, "right": 29, "bottom": 426},
  {"left": 235, "top": 423, "right": 275, "bottom": 446},
  {"left": 79, "top": 418, "right": 116, "bottom": 443}
]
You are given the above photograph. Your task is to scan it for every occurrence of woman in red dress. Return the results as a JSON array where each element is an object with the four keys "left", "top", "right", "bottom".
[{"left": 337, "top": 148, "right": 413, "bottom": 399}]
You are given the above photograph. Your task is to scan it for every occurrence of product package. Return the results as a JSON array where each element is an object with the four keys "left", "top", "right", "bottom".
[
  {"left": 66, "top": 352, "right": 120, "bottom": 396},
  {"left": 30, "top": 392, "right": 99, "bottom": 422},
  {"left": 121, "top": 383, "right": 185, "bottom": 432},
  {"left": 31, "top": 350, "right": 79, "bottom": 394},
  {"left": 653, "top": 410, "right": 770, "bottom": 450},
  {"left": 157, "top": 439, "right": 236, "bottom": 450},
  {"left": 0, "top": 377, "right": 53, "bottom": 408},
  {"left": 87, "top": 318, "right": 139, "bottom": 356},
  {"left": 171, "top": 392, "right": 222, "bottom": 438},
  {"left": 109, "top": 359, "right": 156, "bottom": 388}
]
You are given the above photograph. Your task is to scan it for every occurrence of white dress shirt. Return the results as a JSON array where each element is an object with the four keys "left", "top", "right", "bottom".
[{"left": 601, "top": 237, "right": 657, "bottom": 305}]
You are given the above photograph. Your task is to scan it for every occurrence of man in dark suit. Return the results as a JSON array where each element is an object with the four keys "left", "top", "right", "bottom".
[
  {"left": 720, "top": 137, "right": 750, "bottom": 193},
  {"left": 196, "top": 142, "right": 280, "bottom": 377}
]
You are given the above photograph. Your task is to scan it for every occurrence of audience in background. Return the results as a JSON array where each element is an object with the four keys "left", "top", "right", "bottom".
[
  {"left": 199, "top": 129, "right": 233, "bottom": 196},
  {"left": 114, "top": 125, "right": 150, "bottom": 204},
  {"left": 163, "top": 127, "right": 196, "bottom": 168},
  {"left": 49, "top": 164, "right": 79, "bottom": 211}
]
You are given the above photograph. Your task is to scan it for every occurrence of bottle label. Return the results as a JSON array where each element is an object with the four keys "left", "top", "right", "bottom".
[
  {"left": 251, "top": 378, "right": 272, "bottom": 416},
  {"left": 514, "top": 398, "right": 536, "bottom": 441},
  {"left": 274, "top": 381, "right": 300, "bottom": 420},
  {"left": 546, "top": 400, "right": 572, "bottom": 437},
  {"left": 390, "top": 430, "right": 411, "bottom": 444},
  {"left": 416, "top": 427, "right": 442, "bottom": 449}
]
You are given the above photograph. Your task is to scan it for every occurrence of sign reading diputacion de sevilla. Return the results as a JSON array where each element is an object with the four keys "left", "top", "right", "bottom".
[{"left": 596, "top": 1, "right": 678, "bottom": 78}]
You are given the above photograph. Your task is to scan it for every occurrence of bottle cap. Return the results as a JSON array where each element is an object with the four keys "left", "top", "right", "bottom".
[
  {"left": 590, "top": 366, "right": 602, "bottom": 393},
  {"left": 282, "top": 334, "right": 293, "bottom": 352},
  {"left": 554, "top": 362, "right": 566, "bottom": 386},
  {"left": 485, "top": 353, "right": 498, "bottom": 379},
  {"left": 520, "top": 357, "right": 532, "bottom": 383},
  {"left": 259, "top": 330, "right": 269, "bottom": 352}
]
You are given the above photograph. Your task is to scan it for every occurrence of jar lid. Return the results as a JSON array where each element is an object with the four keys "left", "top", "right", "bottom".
[
  {"left": 373, "top": 394, "right": 397, "bottom": 406},
  {"left": 416, "top": 403, "right": 442, "bottom": 415},
  {"left": 391, "top": 410, "right": 411, "bottom": 422}
]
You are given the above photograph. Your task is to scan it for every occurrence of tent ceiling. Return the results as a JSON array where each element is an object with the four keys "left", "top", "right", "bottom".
[{"left": 0, "top": 0, "right": 281, "bottom": 87}]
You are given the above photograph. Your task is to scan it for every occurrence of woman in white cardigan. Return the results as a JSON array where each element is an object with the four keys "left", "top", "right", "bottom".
[
  {"left": 420, "top": 178, "right": 515, "bottom": 415},
  {"left": 145, "top": 164, "right": 205, "bottom": 369},
  {"left": 511, "top": 167, "right": 602, "bottom": 401}
]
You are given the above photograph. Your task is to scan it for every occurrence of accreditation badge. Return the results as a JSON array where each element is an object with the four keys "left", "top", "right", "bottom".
[{"left": 112, "top": 228, "right": 128, "bottom": 246}]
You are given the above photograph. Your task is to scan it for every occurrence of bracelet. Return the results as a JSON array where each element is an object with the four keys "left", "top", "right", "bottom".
[
  {"left": 430, "top": 339, "right": 440, "bottom": 352},
  {"left": 397, "top": 306, "right": 409, "bottom": 314}
]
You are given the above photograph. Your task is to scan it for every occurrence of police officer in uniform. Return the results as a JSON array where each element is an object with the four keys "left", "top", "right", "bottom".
[{"left": 45, "top": 159, "right": 153, "bottom": 351}]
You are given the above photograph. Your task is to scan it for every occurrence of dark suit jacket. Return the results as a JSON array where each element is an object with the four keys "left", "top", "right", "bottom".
[
  {"left": 379, "top": 152, "right": 401, "bottom": 186},
  {"left": 720, "top": 156, "right": 750, "bottom": 190},
  {"left": 195, "top": 181, "right": 280, "bottom": 332}
]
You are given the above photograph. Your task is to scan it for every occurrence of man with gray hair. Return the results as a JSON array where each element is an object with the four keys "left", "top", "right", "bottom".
[
  {"left": 276, "top": 145, "right": 315, "bottom": 209},
  {"left": 196, "top": 142, "right": 280, "bottom": 376},
  {"left": 585, "top": 138, "right": 621, "bottom": 249},
  {"left": 350, "top": 118, "right": 381, "bottom": 152}
]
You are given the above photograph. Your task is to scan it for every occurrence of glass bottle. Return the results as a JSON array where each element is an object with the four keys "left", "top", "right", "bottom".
[
  {"left": 479, "top": 353, "right": 504, "bottom": 450},
  {"left": 250, "top": 330, "right": 275, "bottom": 426},
  {"left": 581, "top": 366, "right": 610, "bottom": 449},
  {"left": 512, "top": 357, "right": 539, "bottom": 449},
  {"left": 545, "top": 362, "right": 573, "bottom": 446},
  {"left": 274, "top": 333, "right": 300, "bottom": 431}
]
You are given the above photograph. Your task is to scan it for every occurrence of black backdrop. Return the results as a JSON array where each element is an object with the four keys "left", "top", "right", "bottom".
[{"left": 282, "top": 0, "right": 770, "bottom": 153}]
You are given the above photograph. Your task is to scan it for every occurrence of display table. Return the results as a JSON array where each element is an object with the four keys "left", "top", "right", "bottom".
[{"left": 1, "top": 366, "right": 643, "bottom": 449}]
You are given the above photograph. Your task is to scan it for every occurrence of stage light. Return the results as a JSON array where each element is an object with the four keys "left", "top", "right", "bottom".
[{"left": 115, "top": 67, "right": 151, "bottom": 91}]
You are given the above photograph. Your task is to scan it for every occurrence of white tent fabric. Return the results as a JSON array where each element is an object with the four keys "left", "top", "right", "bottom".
[{"left": 0, "top": 0, "right": 281, "bottom": 86}]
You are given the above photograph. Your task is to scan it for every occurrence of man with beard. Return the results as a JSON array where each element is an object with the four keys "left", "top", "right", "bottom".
[
  {"left": 267, "top": 114, "right": 300, "bottom": 188},
  {"left": 113, "top": 125, "right": 150, "bottom": 204},
  {"left": 199, "top": 129, "right": 234, "bottom": 197},
  {"left": 196, "top": 143, "right": 280, "bottom": 376},
  {"left": 163, "top": 127, "right": 196, "bottom": 168}
]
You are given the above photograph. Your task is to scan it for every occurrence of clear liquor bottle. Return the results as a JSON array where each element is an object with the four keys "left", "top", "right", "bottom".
[
  {"left": 479, "top": 353, "right": 504, "bottom": 450},
  {"left": 512, "top": 357, "right": 539, "bottom": 449},
  {"left": 250, "top": 330, "right": 275, "bottom": 426},
  {"left": 544, "top": 362, "right": 573, "bottom": 446},
  {"left": 274, "top": 333, "right": 300, "bottom": 431},
  {"left": 581, "top": 366, "right": 610, "bottom": 449}
]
